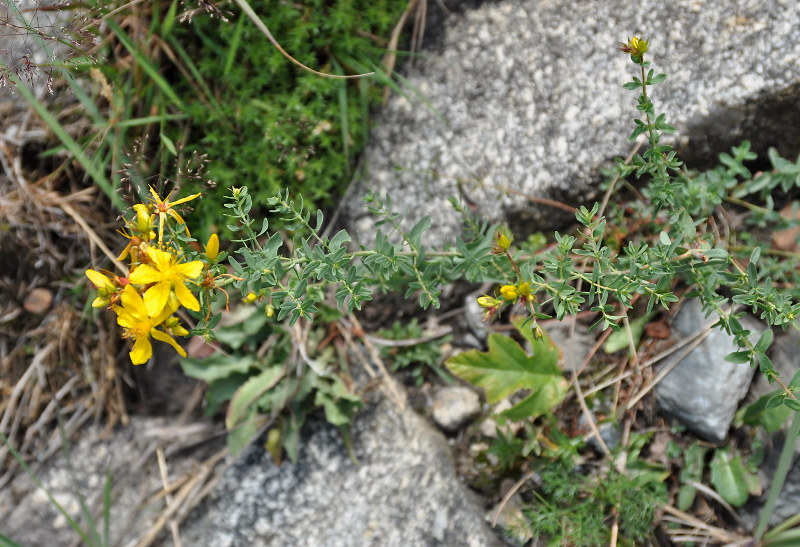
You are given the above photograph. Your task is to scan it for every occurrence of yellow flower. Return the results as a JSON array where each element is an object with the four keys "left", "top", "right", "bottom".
[
  {"left": 115, "top": 285, "right": 186, "bottom": 365},
  {"left": 128, "top": 246, "right": 204, "bottom": 317},
  {"left": 476, "top": 295, "right": 501, "bottom": 322},
  {"left": 618, "top": 36, "right": 649, "bottom": 63},
  {"left": 265, "top": 304, "right": 275, "bottom": 318},
  {"left": 205, "top": 233, "right": 219, "bottom": 261},
  {"left": 86, "top": 269, "right": 123, "bottom": 308},
  {"left": 492, "top": 230, "right": 513, "bottom": 254},
  {"left": 148, "top": 186, "right": 202, "bottom": 243},
  {"left": 243, "top": 292, "right": 258, "bottom": 304},
  {"left": 500, "top": 285, "right": 518, "bottom": 301}
]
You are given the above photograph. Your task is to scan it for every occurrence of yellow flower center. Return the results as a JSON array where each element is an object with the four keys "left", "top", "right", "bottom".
[{"left": 123, "top": 320, "right": 150, "bottom": 341}]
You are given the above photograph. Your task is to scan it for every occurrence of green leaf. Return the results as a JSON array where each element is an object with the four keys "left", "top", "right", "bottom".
[
  {"left": 226, "top": 366, "right": 284, "bottom": 430},
  {"left": 445, "top": 333, "right": 568, "bottom": 420},
  {"left": 750, "top": 246, "right": 762, "bottom": 265},
  {"left": 784, "top": 398, "right": 800, "bottom": 411},
  {"left": 709, "top": 449, "right": 750, "bottom": 507},
  {"left": 725, "top": 350, "right": 752, "bottom": 364},
  {"left": 740, "top": 390, "right": 792, "bottom": 432},
  {"left": 677, "top": 485, "right": 697, "bottom": 512},
  {"left": 754, "top": 329, "right": 773, "bottom": 353},
  {"left": 180, "top": 353, "right": 257, "bottom": 382},
  {"left": 227, "top": 406, "right": 266, "bottom": 456},
  {"left": 788, "top": 369, "right": 800, "bottom": 390},
  {"left": 649, "top": 73, "right": 667, "bottom": 85},
  {"left": 160, "top": 131, "right": 177, "bottom": 155}
]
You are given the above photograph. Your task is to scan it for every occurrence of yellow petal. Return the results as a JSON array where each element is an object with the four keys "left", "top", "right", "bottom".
[
  {"left": 92, "top": 295, "right": 110, "bottom": 308},
  {"left": 151, "top": 329, "right": 187, "bottom": 357},
  {"left": 174, "top": 281, "right": 200, "bottom": 311},
  {"left": 129, "top": 336, "right": 153, "bottom": 365},
  {"left": 129, "top": 264, "right": 162, "bottom": 285},
  {"left": 169, "top": 192, "right": 202, "bottom": 206},
  {"left": 148, "top": 186, "right": 161, "bottom": 203},
  {"left": 175, "top": 260, "right": 204, "bottom": 279},
  {"left": 86, "top": 269, "right": 115, "bottom": 291},
  {"left": 143, "top": 281, "right": 171, "bottom": 317},
  {"left": 116, "top": 310, "right": 138, "bottom": 329},
  {"left": 116, "top": 241, "right": 132, "bottom": 262},
  {"left": 119, "top": 285, "right": 148, "bottom": 318}
]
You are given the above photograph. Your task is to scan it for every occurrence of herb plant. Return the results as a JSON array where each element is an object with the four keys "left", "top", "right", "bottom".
[{"left": 83, "top": 36, "right": 800, "bottom": 541}]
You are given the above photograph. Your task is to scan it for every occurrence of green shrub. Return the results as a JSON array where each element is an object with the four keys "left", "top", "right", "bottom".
[{"left": 172, "top": 0, "right": 408, "bottom": 236}]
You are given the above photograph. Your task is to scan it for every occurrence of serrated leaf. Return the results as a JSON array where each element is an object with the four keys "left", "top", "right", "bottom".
[
  {"left": 226, "top": 366, "right": 284, "bottom": 430},
  {"left": 445, "top": 333, "right": 567, "bottom": 420},
  {"left": 709, "top": 449, "right": 749, "bottom": 507}
]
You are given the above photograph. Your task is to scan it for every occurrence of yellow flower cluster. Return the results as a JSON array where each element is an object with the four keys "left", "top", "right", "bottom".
[{"left": 85, "top": 187, "right": 213, "bottom": 365}]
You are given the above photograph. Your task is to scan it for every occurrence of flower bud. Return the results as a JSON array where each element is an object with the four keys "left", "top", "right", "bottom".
[
  {"left": 500, "top": 285, "right": 518, "bottom": 301},
  {"left": 205, "top": 233, "right": 219, "bottom": 261}
]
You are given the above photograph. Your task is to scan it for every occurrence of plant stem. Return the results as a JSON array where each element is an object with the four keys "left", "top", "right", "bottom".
[{"left": 755, "top": 412, "right": 800, "bottom": 539}]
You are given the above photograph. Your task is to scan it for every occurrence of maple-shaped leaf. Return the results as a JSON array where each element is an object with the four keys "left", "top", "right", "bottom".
[{"left": 445, "top": 331, "right": 568, "bottom": 421}]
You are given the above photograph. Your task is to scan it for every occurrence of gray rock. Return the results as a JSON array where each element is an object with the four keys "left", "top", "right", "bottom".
[
  {"left": 346, "top": 0, "right": 800, "bottom": 246},
  {"left": 655, "top": 299, "right": 759, "bottom": 443},
  {"left": 432, "top": 385, "right": 482, "bottom": 432},
  {"left": 181, "top": 397, "right": 503, "bottom": 547},
  {"left": 578, "top": 413, "right": 622, "bottom": 452},
  {"left": 0, "top": 416, "right": 225, "bottom": 547},
  {"left": 544, "top": 321, "right": 593, "bottom": 372},
  {"left": 464, "top": 289, "right": 490, "bottom": 342}
]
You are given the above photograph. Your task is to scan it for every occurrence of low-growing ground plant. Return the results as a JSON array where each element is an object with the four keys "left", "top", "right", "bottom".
[{"left": 70, "top": 34, "right": 800, "bottom": 544}]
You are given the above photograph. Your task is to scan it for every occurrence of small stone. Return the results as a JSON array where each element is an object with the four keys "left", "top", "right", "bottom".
[
  {"left": 464, "top": 290, "right": 489, "bottom": 342},
  {"left": 432, "top": 386, "right": 481, "bottom": 432},
  {"left": 578, "top": 413, "right": 621, "bottom": 452},
  {"left": 655, "top": 299, "right": 759, "bottom": 443},
  {"left": 24, "top": 288, "right": 53, "bottom": 314}
]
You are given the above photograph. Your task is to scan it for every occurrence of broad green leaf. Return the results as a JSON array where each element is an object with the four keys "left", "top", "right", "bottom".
[
  {"left": 677, "top": 484, "right": 697, "bottom": 512},
  {"left": 226, "top": 366, "right": 284, "bottom": 429},
  {"left": 739, "top": 390, "right": 792, "bottom": 433},
  {"left": 677, "top": 442, "right": 707, "bottom": 510},
  {"left": 445, "top": 333, "right": 567, "bottom": 420},
  {"left": 710, "top": 449, "right": 749, "bottom": 507},
  {"left": 227, "top": 406, "right": 266, "bottom": 456},
  {"left": 180, "top": 353, "right": 257, "bottom": 382}
]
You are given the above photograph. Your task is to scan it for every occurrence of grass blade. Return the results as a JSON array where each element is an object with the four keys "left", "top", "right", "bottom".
[
  {"left": 0, "top": 433, "right": 94, "bottom": 545},
  {"left": 106, "top": 19, "right": 185, "bottom": 110},
  {"left": 1, "top": 62, "right": 124, "bottom": 210},
  {"left": 756, "top": 411, "right": 800, "bottom": 539}
]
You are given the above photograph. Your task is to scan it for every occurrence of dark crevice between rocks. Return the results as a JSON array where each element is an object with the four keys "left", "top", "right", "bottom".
[{"left": 677, "top": 82, "right": 800, "bottom": 173}]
